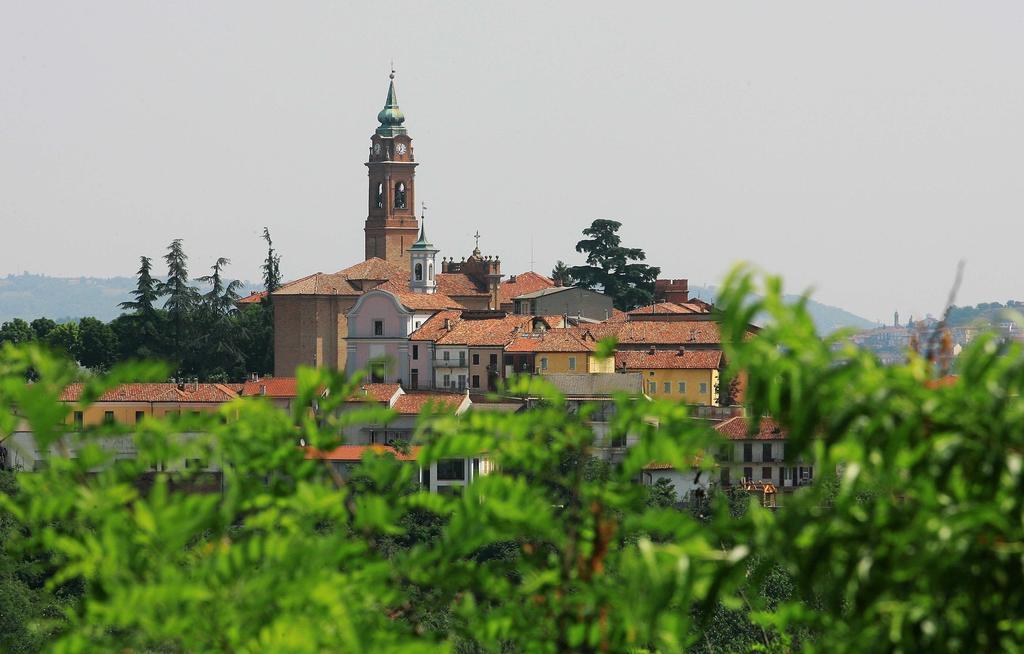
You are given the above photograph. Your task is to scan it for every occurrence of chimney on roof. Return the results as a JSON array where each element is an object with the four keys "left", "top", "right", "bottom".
[
  {"left": 509, "top": 274, "right": 517, "bottom": 283},
  {"left": 259, "top": 384, "right": 267, "bottom": 396},
  {"left": 444, "top": 318, "right": 452, "bottom": 330},
  {"left": 677, "top": 346, "right": 686, "bottom": 356},
  {"left": 648, "top": 346, "right": 656, "bottom": 355}
]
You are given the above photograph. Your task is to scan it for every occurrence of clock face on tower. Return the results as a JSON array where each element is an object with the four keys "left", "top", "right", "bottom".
[{"left": 396, "top": 143, "right": 407, "bottom": 155}]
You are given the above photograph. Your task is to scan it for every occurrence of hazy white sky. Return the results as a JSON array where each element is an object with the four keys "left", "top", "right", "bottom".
[{"left": 1, "top": 2, "right": 1021, "bottom": 321}]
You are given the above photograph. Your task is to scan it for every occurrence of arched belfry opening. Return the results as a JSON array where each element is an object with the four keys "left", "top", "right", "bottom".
[{"left": 394, "top": 182, "right": 407, "bottom": 209}]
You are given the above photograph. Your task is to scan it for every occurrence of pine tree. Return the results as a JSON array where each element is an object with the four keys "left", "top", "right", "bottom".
[
  {"left": 551, "top": 260, "right": 574, "bottom": 287},
  {"left": 568, "top": 219, "right": 661, "bottom": 310},
  {"left": 119, "top": 256, "right": 159, "bottom": 315},
  {"left": 195, "top": 257, "right": 245, "bottom": 380},
  {"left": 197, "top": 258, "right": 243, "bottom": 316},
  {"left": 157, "top": 239, "right": 198, "bottom": 364}
]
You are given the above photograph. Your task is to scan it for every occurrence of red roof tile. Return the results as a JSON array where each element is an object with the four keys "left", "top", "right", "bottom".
[
  {"left": 409, "top": 310, "right": 464, "bottom": 341},
  {"left": 305, "top": 444, "right": 421, "bottom": 462},
  {"left": 584, "top": 321, "right": 726, "bottom": 346},
  {"left": 499, "top": 272, "right": 555, "bottom": 306},
  {"left": 59, "top": 382, "right": 238, "bottom": 403},
  {"left": 627, "top": 301, "right": 710, "bottom": 316},
  {"left": 436, "top": 314, "right": 537, "bottom": 346},
  {"left": 392, "top": 391, "right": 467, "bottom": 414},
  {"left": 239, "top": 378, "right": 298, "bottom": 398},
  {"left": 237, "top": 290, "right": 267, "bottom": 305},
  {"left": 436, "top": 273, "right": 490, "bottom": 297},
  {"left": 371, "top": 281, "right": 462, "bottom": 311},
  {"left": 506, "top": 329, "right": 596, "bottom": 353},
  {"left": 714, "top": 416, "right": 786, "bottom": 440},
  {"left": 616, "top": 350, "right": 723, "bottom": 370},
  {"left": 347, "top": 383, "right": 402, "bottom": 403}
]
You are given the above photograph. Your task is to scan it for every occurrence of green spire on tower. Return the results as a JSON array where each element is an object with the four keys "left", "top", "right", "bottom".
[
  {"left": 376, "top": 67, "right": 407, "bottom": 137},
  {"left": 410, "top": 205, "right": 433, "bottom": 250}
]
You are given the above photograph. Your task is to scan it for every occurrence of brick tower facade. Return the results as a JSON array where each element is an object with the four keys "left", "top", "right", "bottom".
[{"left": 364, "top": 70, "right": 420, "bottom": 267}]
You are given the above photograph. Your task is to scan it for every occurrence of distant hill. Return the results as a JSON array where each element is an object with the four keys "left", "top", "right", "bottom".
[
  {"left": 946, "top": 301, "right": 1024, "bottom": 327},
  {"left": 0, "top": 273, "right": 261, "bottom": 323},
  {"left": 687, "top": 285, "right": 880, "bottom": 334}
]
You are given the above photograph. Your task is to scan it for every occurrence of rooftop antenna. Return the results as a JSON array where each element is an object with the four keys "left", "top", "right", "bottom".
[{"left": 530, "top": 236, "right": 536, "bottom": 272}]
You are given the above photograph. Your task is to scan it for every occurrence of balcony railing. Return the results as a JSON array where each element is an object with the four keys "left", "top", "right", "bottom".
[{"left": 433, "top": 359, "right": 468, "bottom": 368}]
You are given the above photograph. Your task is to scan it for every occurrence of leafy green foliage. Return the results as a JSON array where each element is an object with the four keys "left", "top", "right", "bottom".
[
  {"left": 567, "top": 219, "right": 661, "bottom": 311},
  {"left": 1, "top": 267, "right": 1023, "bottom": 652},
  {"left": 550, "top": 260, "right": 574, "bottom": 287}
]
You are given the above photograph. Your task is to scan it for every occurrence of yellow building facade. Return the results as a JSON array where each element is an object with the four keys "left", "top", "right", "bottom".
[
  {"left": 534, "top": 352, "right": 615, "bottom": 374},
  {"left": 616, "top": 349, "right": 724, "bottom": 406},
  {"left": 59, "top": 383, "right": 238, "bottom": 428}
]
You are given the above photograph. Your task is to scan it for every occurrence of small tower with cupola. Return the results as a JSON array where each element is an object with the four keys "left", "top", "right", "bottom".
[
  {"left": 364, "top": 68, "right": 420, "bottom": 266},
  {"left": 409, "top": 212, "right": 438, "bottom": 294}
]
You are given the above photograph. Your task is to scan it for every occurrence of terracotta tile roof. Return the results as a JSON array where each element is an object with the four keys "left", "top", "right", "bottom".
[
  {"left": 273, "top": 259, "right": 409, "bottom": 297},
  {"left": 436, "top": 273, "right": 490, "bottom": 297},
  {"left": 392, "top": 391, "right": 467, "bottom": 415},
  {"left": 714, "top": 416, "right": 786, "bottom": 440},
  {"left": 584, "top": 321, "right": 725, "bottom": 346},
  {"left": 237, "top": 290, "right": 267, "bottom": 305},
  {"left": 615, "top": 349, "right": 723, "bottom": 370},
  {"left": 372, "top": 281, "right": 461, "bottom": 311},
  {"left": 409, "top": 310, "right": 464, "bottom": 341},
  {"left": 538, "top": 315, "right": 566, "bottom": 328},
  {"left": 436, "top": 314, "right": 536, "bottom": 347},
  {"left": 604, "top": 308, "right": 629, "bottom": 323},
  {"left": 506, "top": 329, "right": 596, "bottom": 353},
  {"left": 627, "top": 301, "right": 709, "bottom": 316},
  {"left": 347, "top": 383, "right": 402, "bottom": 403},
  {"left": 338, "top": 258, "right": 409, "bottom": 281},
  {"left": 499, "top": 271, "right": 555, "bottom": 306},
  {"left": 59, "top": 382, "right": 238, "bottom": 403},
  {"left": 305, "top": 444, "right": 421, "bottom": 462},
  {"left": 239, "top": 378, "right": 298, "bottom": 398}
]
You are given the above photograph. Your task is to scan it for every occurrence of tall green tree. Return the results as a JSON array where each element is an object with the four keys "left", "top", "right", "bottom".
[
  {"left": 550, "top": 260, "right": 574, "bottom": 287},
  {"left": 196, "top": 257, "right": 243, "bottom": 316},
  {"left": 261, "top": 227, "right": 282, "bottom": 296},
  {"left": 157, "top": 239, "right": 198, "bottom": 365},
  {"left": 0, "top": 319, "right": 34, "bottom": 345},
  {"left": 76, "top": 317, "right": 118, "bottom": 371},
  {"left": 194, "top": 258, "right": 245, "bottom": 380},
  {"left": 567, "top": 219, "right": 660, "bottom": 310},
  {"left": 45, "top": 322, "right": 80, "bottom": 360},
  {"left": 29, "top": 318, "right": 56, "bottom": 341},
  {"left": 119, "top": 256, "right": 160, "bottom": 316}
]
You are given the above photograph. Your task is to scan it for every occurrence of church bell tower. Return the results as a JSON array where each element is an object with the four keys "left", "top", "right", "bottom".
[{"left": 364, "top": 69, "right": 420, "bottom": 267}]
